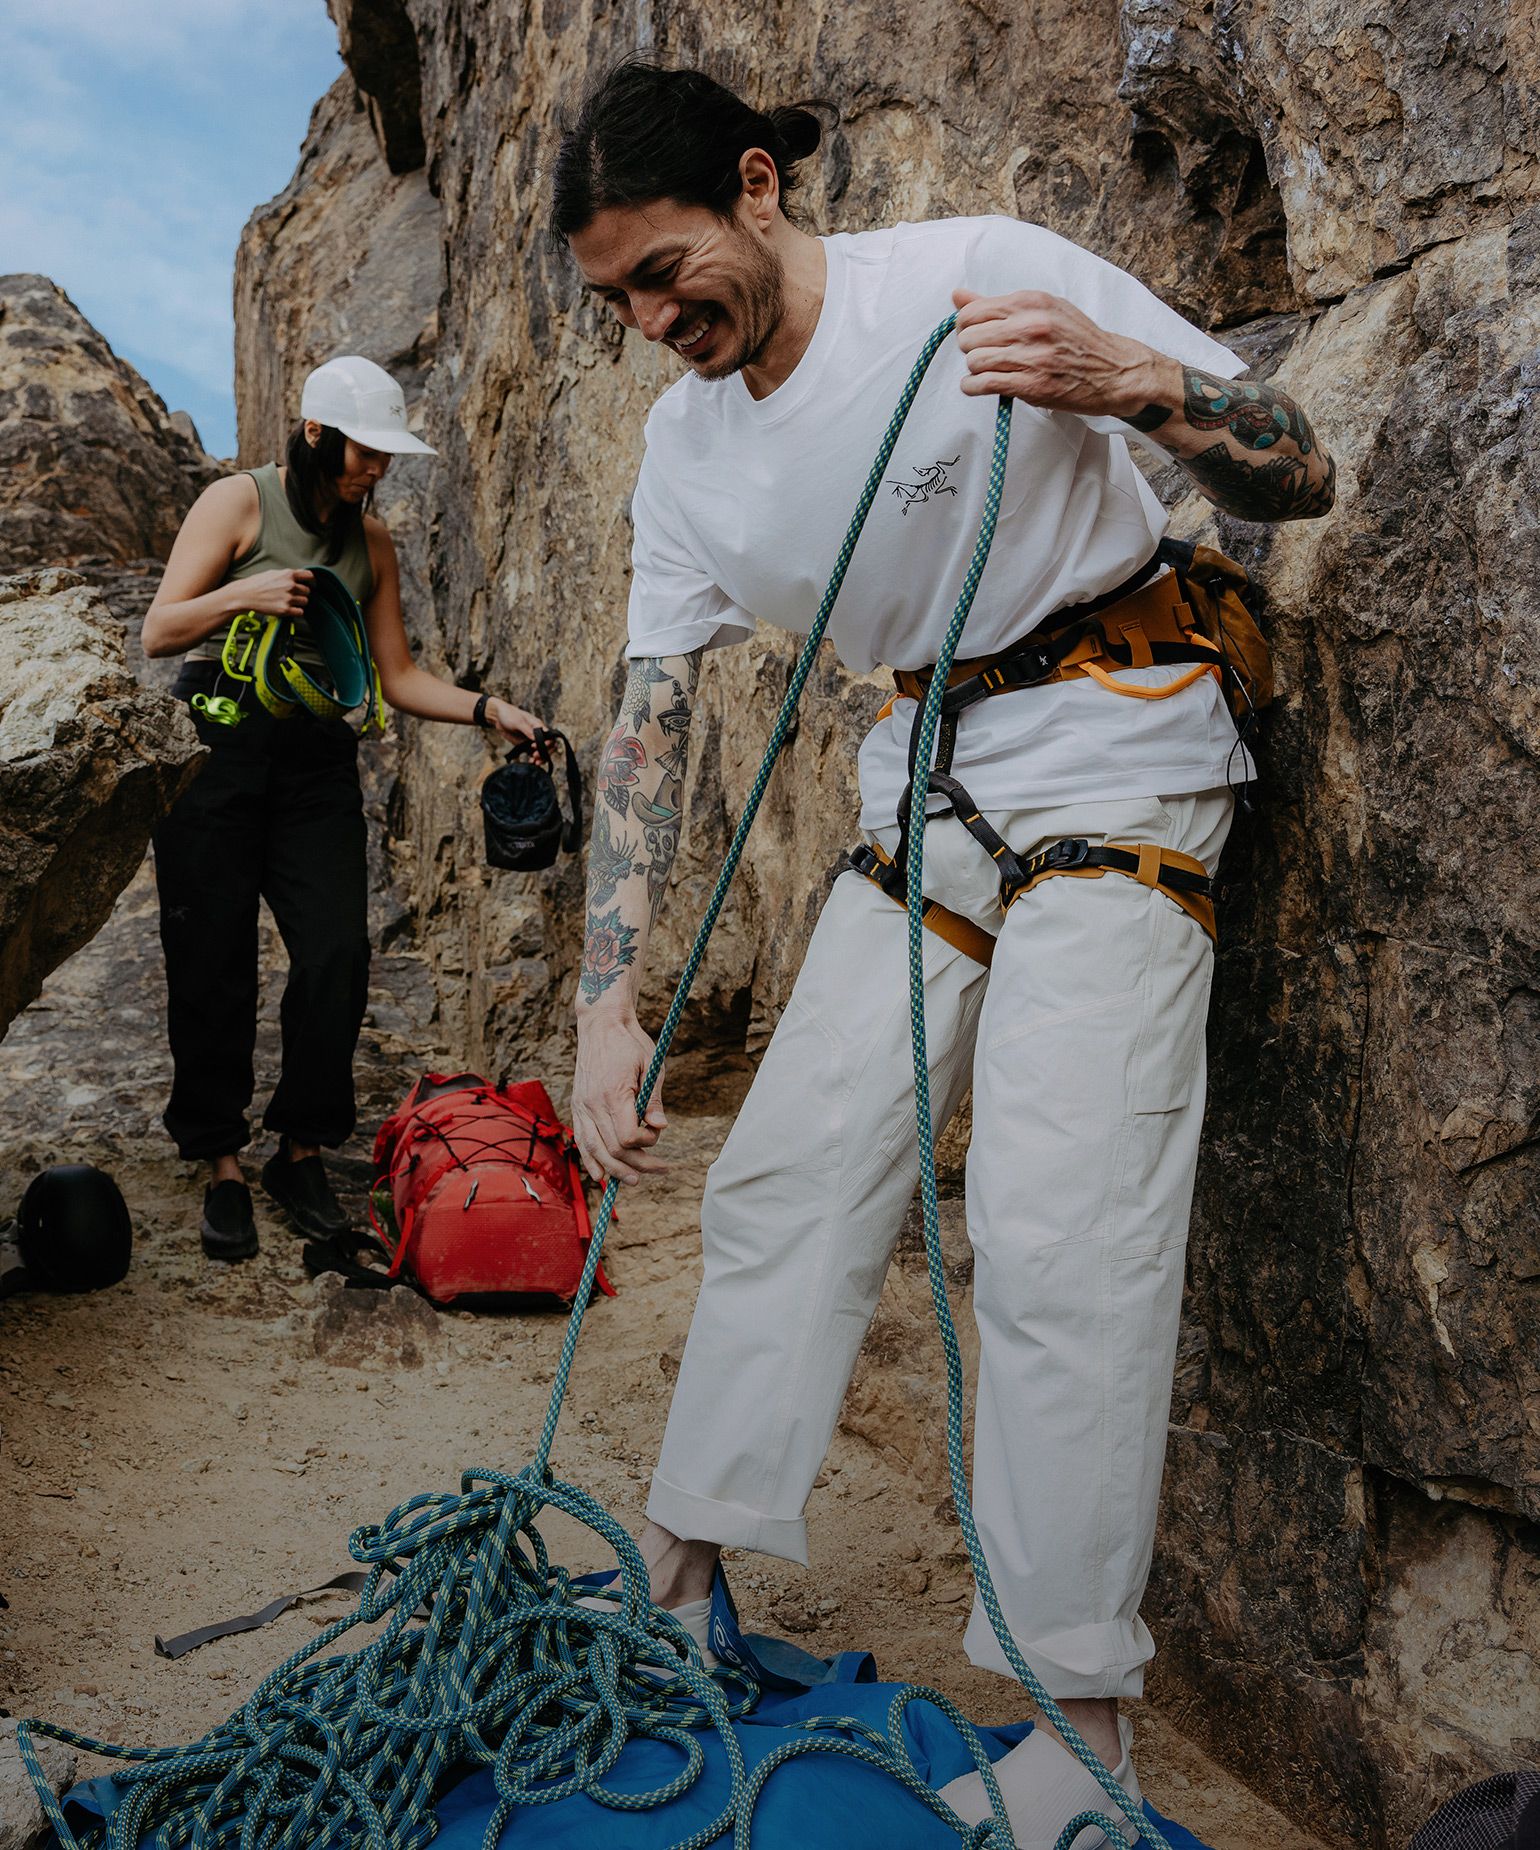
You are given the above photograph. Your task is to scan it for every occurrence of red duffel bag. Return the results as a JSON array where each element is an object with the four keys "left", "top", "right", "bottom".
[{"left": 368, "top": 1072, "right": 613, "bottom": 1305}]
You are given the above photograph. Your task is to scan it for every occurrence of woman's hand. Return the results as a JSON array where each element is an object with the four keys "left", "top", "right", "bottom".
[
  {"left": 572, "top": 1009, "right": 668, "bottom": 1185},
  {"left": 485, "top": 698, "right": 547, "bottom": 753},
  {"left": 234, "top": 568, "right": 314, "bottom": 618}
]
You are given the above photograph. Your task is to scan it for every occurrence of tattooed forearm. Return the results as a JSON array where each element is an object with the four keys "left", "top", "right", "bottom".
[
  {"left": 1125, "top": 402, "right": 1172, "bottom": 434},
  {"left": 1126, "top": 363, "right": 1335, "bottom": 523},
  {"left": 1182, "top": 371, "right": 1315, "bottom": 453},
  {"left": 579, "top": 907, "right": 638, "bottom": 1004},
  {"left": 577, "top": 649, "right": 701, "bottom": 1010},
  {"left": 1183, "top": 444, "right": 1338, "bottom": 522},
  {"left": 586, "top": 807, "right": 637, "bottom": 910}
]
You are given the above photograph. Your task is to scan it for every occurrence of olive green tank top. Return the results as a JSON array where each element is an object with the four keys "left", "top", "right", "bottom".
[{"left": 192, "top": 462, "right": 374, "bottom": 667}]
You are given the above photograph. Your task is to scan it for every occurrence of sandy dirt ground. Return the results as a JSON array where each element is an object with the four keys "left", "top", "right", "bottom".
[{"left": 0, "top": 865, "right": 1330, "bottom": 1848}]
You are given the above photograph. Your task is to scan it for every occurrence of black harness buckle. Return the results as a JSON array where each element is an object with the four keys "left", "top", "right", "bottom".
[{"left": 1043, "top": 837, "right": 1093, "bottom": 871}]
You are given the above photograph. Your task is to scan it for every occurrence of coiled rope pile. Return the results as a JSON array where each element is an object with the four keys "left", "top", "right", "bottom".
[{"left": 20, "top": 318, "right": 1159, "bottom": 1850}]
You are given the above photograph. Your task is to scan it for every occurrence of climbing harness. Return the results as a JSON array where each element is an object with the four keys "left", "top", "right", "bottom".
[
  {"left": 850, "top": 788, "right": 1218, "bottom": 958},
  {"left": 849, "top": 528, "right": 1262, "bottom": 957},
  {"left": 879, "top": 536, "right": 1269, "bottom": 750},
  {"left": 190, "top": 564, "right": 385, "bottom": 733},
  {"left": 20, "top": 318, "right": 1164, "bottom": 1850}
]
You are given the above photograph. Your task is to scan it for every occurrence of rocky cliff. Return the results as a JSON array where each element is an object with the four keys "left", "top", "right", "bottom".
[
  {"left": 236, "top": 2, "right": 1540, "bottom": 1837},
  {"left": 0, "top": 275, "right": 220, "bottom": 576},
  {"left": 0, "top": 279, "right": 211, "bottom": 1040}
]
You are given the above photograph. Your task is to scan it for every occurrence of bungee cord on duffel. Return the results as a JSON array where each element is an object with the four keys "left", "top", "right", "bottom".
[{"left": 19, "top": 316, "right": 1160, "bottom": 1850}]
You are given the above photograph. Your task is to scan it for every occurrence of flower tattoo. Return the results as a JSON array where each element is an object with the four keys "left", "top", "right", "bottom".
[
  {"left": 579, "top": 907, "right": 638, "bottom": 1002},
  {"left": 599, "top": 734, "right": 648, "bottom": 817}
]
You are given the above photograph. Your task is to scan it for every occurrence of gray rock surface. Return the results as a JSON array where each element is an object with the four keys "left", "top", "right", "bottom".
[
  {"left": 0, "top": 1718, "right": 75, "bottom": 1850},
  {"left": 0, "top": 570, "right": 202, "bottom": 1041},
  {"left": 232, "top": 2, "right": 1540, "bottom": 1838},
  {"left": 0, "top": 275, "right": 221, "bottom": 572}
]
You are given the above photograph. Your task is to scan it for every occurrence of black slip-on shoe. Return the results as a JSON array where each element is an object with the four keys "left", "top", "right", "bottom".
[
  {"left": 201, "top": 1180, "right": 259, "bottom": 1262},
  {"left": 260, "top": 1144, "right": 351, "bottom": 1239}
]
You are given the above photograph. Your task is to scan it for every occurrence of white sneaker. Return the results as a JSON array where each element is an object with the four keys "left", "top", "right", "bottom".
[{"left": 937, "top": 1715, "right": 1143, "bottom": 1848}]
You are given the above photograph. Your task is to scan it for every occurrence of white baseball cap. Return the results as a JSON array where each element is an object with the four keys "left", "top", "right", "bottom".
[{"left": 300, "top": 355, "right": 436, "bottom": 455}]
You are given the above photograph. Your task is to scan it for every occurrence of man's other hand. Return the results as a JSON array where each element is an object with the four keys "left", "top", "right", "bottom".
[{"left": 572, "top": 1010, "right": 669, "bottom": 1185}]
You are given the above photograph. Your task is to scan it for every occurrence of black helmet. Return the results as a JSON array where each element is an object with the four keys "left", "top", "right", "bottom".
[
  {"left": 15, "top": 1165, "right": 132, "bottom": 1293},
  {"left": 481, "top": 728, "right": 583, "bottom": 872}
]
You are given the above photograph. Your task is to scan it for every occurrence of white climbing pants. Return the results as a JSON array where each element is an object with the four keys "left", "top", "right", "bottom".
[{"left": 647, "top": 787, "right": 1233, "bottom": 1701}]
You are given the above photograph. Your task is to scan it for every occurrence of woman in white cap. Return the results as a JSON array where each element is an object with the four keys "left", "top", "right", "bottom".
[{"left": 142, "top": 356, "right": 544, "bottom": 1262}]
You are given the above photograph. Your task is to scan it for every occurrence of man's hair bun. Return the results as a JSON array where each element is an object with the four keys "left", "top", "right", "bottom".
[
  {"left": 768, "top": 106, "right": 822, "bottom": 164},
  {"left": 551, "top": 63, "right": 828, "bottom": 238}
]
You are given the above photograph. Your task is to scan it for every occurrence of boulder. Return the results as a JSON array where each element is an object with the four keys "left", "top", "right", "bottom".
[{"left": 0, "top": 570, "right": 202, "bottom": 1041}]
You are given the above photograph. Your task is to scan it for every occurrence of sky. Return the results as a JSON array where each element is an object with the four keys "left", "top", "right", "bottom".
[{"left": 0, "top": 0, "right": 344, "bottom": 457}]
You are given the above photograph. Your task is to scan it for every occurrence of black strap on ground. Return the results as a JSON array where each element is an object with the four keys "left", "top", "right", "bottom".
[
  {"left": 154, "top": 1572, "right": 372, "bottom": 1660},
  {"left": 301, "top": 1229, "right": 399, "bottom": 1291}
]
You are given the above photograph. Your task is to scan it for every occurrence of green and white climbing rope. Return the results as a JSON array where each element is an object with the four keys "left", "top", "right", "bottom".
[{"left": 20, "top": 317, "right": 1158, "bottom": 1850}]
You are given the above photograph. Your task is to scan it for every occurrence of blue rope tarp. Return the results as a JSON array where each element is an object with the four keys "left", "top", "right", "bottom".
[{"left": 58, "top": 1647, "right": 1215, "bottom": 1850}]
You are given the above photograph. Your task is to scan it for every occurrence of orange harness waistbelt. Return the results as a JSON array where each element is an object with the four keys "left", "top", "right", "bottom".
[{"left": 877, "top": 568, "right": 1223, "bottom": 726}]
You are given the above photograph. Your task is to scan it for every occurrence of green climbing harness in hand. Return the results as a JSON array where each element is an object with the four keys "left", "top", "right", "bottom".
[
  {"left": 191, "top": 563, "right": 385, "bottom": 733},
  {"left": 19, "top": 318, "right": 1162, "bottom": 1850}
]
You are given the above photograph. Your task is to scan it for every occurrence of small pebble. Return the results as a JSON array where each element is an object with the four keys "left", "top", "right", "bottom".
[{"left": 898, "top": 1565, "right": 930, "bottom": 1596}]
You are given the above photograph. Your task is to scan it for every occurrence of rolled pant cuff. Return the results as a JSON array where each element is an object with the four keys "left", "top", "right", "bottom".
[
  {"left": 964, "top": 1602, "right": 1151, "bottom": 1701},
  {"left": 646, "top": 1473, "right": 810, "bottom": 1566}
]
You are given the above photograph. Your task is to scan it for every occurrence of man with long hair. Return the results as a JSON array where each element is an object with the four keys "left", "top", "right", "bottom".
[{"left": 557, "top": 60, "right": 1333, "bottom": 1841}]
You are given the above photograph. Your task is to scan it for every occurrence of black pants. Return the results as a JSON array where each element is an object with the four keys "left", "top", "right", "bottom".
[{"left": 154, "top": 663, "right": 370, "bottom": 1161}]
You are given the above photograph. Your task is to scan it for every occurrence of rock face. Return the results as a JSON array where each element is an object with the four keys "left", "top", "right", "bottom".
[
  {"left": 0, "top": 276, "right": 221, "bottom": 574},
  {"left": 0, "top": 571, "right": 203, "bottom": 1041},
  {"left": 235, "top": 2, "right": 1540, "bottom": 1838}
]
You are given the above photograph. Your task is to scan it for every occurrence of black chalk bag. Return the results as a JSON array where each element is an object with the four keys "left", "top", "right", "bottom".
[{"left": 481, "top": 728, "right": 584, "bottom": 871}]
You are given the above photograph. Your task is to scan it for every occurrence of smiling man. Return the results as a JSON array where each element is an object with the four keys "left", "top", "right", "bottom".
[{"left": 554, "top": 59, "right": 1333, "bottom": 1845}]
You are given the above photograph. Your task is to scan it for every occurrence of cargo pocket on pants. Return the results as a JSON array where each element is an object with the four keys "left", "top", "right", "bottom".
[{"left": 1127, "top": 895, "right": 1212, "bottom": 1116}]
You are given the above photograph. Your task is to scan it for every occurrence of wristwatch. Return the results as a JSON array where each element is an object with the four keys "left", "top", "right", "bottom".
[{"left": 472, "top": 692, "right": 492, "bottom": 729}]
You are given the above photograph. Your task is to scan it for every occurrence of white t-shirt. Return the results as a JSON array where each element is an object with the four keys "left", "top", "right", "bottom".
[{"left": 625, "top": 215, "right": 1253, "bottom": 827}]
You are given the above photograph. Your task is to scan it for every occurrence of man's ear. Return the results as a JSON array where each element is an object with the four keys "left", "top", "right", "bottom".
[{"left": 738, "top": 147, "right": 781, "bottom": 230}]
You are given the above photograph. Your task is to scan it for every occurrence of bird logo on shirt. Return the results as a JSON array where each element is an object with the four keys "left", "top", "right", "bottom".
[{"left": 887, "top": 457, "right": 960, "bottom": 514}]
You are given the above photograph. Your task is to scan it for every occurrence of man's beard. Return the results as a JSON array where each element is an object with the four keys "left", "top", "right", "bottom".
[{"left": 694, "top": 227, "right": 786, "bottom": 381}]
